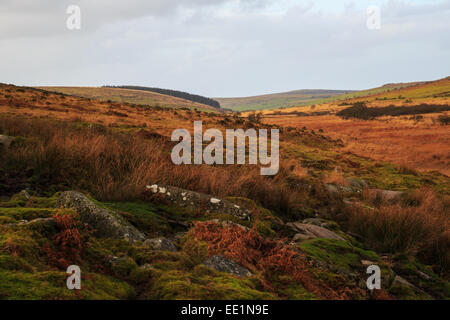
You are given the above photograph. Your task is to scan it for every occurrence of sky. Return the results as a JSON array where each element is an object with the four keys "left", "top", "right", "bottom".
[{"left": 0, "top": 0, "right": 449, "bottom": 97}]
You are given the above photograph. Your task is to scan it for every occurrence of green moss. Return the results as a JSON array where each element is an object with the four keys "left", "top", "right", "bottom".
[
  {"left": 0, "top": 254, "right": 34, "bottom": 273},
  {"left": 0, "top": 207, "right": 60, "bottom": 222},
  {"left": 298, "top": 238, "right": 380, "bottom": 272},
  {"left": 392, "top": 256, "right": 450, "bottom": 299},
  {"left": 148, "top": 266, "right": 276, "bottom": 300},
  {"left": 0, "top": 270, "right": 134, "bottom": 300},
  {"left": 0, "top": 229, "right": 45, "bottom": 266},
  {"left": 102, "top": 201, "right": 172, "bottom": 236}
]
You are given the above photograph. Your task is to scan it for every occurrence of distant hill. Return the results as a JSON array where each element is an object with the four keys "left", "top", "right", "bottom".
[
  {"left": 106, "top": 85, "right": 221, "bottom": 110},
  {"left": 38, "top": 86, "right": 219, "bottom": 113},
  {"left": 261, "top": 76, "right": 450, "bottom": 116},
  {"left": 216, "top": 89, "right": 354, "bottom": 111}
]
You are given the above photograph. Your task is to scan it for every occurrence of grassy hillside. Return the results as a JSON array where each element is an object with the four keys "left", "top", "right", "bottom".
[
  {"left": 216, "top": 89, "right": 353, "bottom": 112},
  {"left": 38, "top": 86, "right": 220, "bottom": 113},
  {"left": 256, "top": 77, "right": 450, "bottom": 176}
]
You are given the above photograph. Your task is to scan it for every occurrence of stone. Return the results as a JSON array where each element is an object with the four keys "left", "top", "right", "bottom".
[
  {"left": 56, "top": 191, "right": 146, "bottom": 242},
  {"left": 12, "top": 190, "right": 31, "bottom": 202},
  {"left": 205, "top": 219, "right": 250, "bottom": 231},
  {"left": 393, "top": 275, "right": 417, "bottom": 289},
  {"left": 301, "top": 218, "right": 337, "bottom": 230},
  {"left": 371, "top": 189, "right": 405, "bottom": 201},
  {"left": 286, "top": 222, "right": 346, "bottom": 242},
  {"left": 346, "top": 178, "right": 369, "bottom": 190},
  {"left": 361, "top": 260, "right": 375, "bottom": 266},
  {"left": 0, "top": 135, "right": 13, "bottom": 150},
  {"left": 144, "top": 184, "right": 251, "bottom": 220},
  {"left": 144, "top": 237, "right": 177, "bottom": 252},
  {"left": 203, "top": 255, "right": 252, "bottom": 277}
]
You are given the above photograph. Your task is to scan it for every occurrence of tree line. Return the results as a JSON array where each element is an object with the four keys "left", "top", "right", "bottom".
[{"left": 104, "top": 85, "right": 221, "bottom": 109}]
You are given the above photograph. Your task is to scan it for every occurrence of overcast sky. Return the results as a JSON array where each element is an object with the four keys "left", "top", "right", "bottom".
[{"left": 0, "top": 0, "right": 449, "bottom": 97}]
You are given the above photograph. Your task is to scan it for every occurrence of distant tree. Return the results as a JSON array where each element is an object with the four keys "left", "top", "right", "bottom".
[{"left": 104, "top": 85, "right": 221, "bottom": 109}]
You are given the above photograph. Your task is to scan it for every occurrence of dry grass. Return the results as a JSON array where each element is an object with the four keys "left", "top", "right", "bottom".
[
  {"left": 339, "top": 188, "right": 450, "bottom": 275},
  {"left": 0, "top": 115, "right": 311, "bottom": 219},
  {"left": 263, "top": 113, "right": 450, "bottom": 176}
]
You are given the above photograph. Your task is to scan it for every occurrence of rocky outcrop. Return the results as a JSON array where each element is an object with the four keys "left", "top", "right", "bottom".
[
  {"left": 6, "top": 217, "right": 56, "bottom": 229},
  {"left": 371, "top": 189, "right": 405, "bottom": 202},
  {"left": 203, "top": 255, "right": 252, "bottom": 277},
  {"left": 11, "top": 190, "right": 31, "bottom": 202},
  {"left": 286, "top": 221, "right": 346, "bottom": 242},
  {"left": 144, "top": 237, "right": 178, "bottom": 252},
  {"left": 0, "top": 135, "right": 13, "bottom": 150},
  {"left": 144, "top": 184, "right": 251, "bottom": 220},
  {"left": 56, "top": 191, "right": 146, "bottom": 243}
]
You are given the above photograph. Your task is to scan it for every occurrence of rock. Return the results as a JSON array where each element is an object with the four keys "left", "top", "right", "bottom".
[
  {"left": 12, "top": 190, "right": 31, "bottom": 202},
  {"left": 346, "top": 178, "right": 369, "bottom": 190},
  {"left": 25, "top": 217, "right": 56, "bottom": 228},
  {"left": 6, "top": 217, "right": 56, "bottom": 230},
  {"left": 370, "top": 189, "right": 404, "bottom": 202},
  {"left": 361, "top": 260, "right": 375, "bottom": 266},
  {"left": 0, "top": 135, "right": 13, "bottom": 150},
  {"left": 301, "top": 218, "right": 337, "bottom": 230},
  {"left": 144, "top": 237, "right": 177, "bottom": 252},
  {"left": 325, "top": 184, "right": 339, "bottom": 195},
  {"left": 416, "top": 270, "right": 431, "bottom": 281},
  {"left": 203, "top": 255, "right": 252, "bottom": 277},
  {"left": 286, "top": 222, "right": 346, "bottom": 242},
  {"left": 56, "top": 191, "right": 146, "bottom": 243},
  {"left": 393, "top": 275, "right": 417, "bottom": 289},
  {"left": 205, "top": 219, "right": 250, "bottom": 231},
  {"left": 144, "top": 184, "right": 251, "bottom": 220}
]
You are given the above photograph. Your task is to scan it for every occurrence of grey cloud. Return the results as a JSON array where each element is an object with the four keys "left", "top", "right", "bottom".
[{"left": 0, "top": 0, "right": 448, "bottom": 97}]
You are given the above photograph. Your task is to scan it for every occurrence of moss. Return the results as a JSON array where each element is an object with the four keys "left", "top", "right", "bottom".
[
  {"left": 392, "top": 256, "right": 450, "bottom": 299},
  {"left": 0, "top": 254, "right": 34, "bottom": 273},
  {"left": 148, "top": 266, "right": 276, "bottom": 300},
  {"left": 0, "top": 229, "right": 45, "bottom": 266},
  {"left": 269, "top": 275, "right": 316, "bottom": 300},
  {"left": 388, "top": 281, "right": 430, "bottom": 300},
  {"left": 102, "top": 201, "right": 172, "bottom": 236},
  {"left": 298, "top": 238, "right": 380, "bottom": 272},
  {"left": 0, "top": 270, "right": 134, "bottom": 300},
  {"left": 0, "top": 207, "right": 60, "bottom": 222}
]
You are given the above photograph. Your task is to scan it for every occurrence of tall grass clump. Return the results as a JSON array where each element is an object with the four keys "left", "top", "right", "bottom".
[{"left": 340, "top": 188, "right": 449, "bottom": 275}]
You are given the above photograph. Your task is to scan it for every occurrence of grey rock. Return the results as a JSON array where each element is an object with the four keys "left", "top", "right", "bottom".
[
  {"left": 25, "top": 217, "right": 57, "bottom": 228},
  {"left": 144, "top": 184, "right": 251, "bottom": 220},
  {"left": 144, "top": 237, "right": 178, "bottom": 252},
  {"left": 416, "top": 270, "right": 431, "bottom": 281},
  {"left": 286, "top": 222, "right": 346, "bottom": 242},
  {"left": 0, "top": 135, "right": 13, "bottom": 150},
  {"left": 360, "top": 260, "right": 376, "bottom": 266},
  {"left": 301, "top": 218, "right": 337, "bottom": 230},
  {"left": 325, "top": 184, "right": 339, "bottom": 195},
  {"left": 371, "top": 189, "right": 405, "bottom": 202},
  {"left": 6, "top": 217, "right": 56, "bottom": 229},
  {"left": 393, "top": 275, "right": 417, "bottom": 289},
  {"left": 346, "top": 178, "right": 369, "bottom": 190},
  {"left": 13, "top": 190, "right": 31, "bottom": 201},
  {"left": 205, "top": 219, "right": 250, "bottom": 231},
  {"left": 56, "top": 191, "right": 146, "bottom": 242},
  {"left": 203, "top": 255, "right": 252, "bottom": 277}
]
